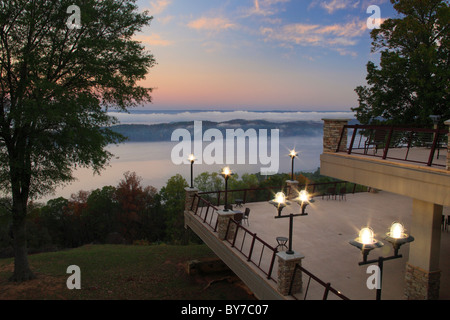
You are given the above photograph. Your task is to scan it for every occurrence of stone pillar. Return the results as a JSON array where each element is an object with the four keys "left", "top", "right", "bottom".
[
  {"left": 322, "top": 118, "right": 350, "bottom": 153},
  {"left": 217, "top": 210, "right": 238, "bottom": 241},
  {"left": 185, "top": 187, "right": 198, "bottom": 212},
  {"left": 285, "top": 180, "right": 299, "bottom": 200},
  {"left": 276, "top": 251, "right": 305, "bottom": 296},
  {"left": 445, "top": 119, "right": 450, "bottom": 171},
  {"left": 404, "top": 199, "right": 442, "bottom": 300}
]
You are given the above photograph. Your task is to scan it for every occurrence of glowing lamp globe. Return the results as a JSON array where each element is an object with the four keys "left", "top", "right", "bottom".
[
  {"left": 222, "top": 166, "right": 231, "bottom": 176},
  {"left": 349, "top": 227, "right": 383, "bottom": 252},
  {"left": 298, "top": 190, "right": 309, "bottom": 203},
  {"left": 274, "top": 192, "right": 286, "bottom": 205},
  {"left": 385, "top": 222, "right": 414, "bottom": 252}
]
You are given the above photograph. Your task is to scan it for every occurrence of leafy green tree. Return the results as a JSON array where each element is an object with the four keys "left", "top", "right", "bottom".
[
  {"left": 39, "top": 197, "right": 69, "bottom": 247},
  {"left": 85, "top": 186, "right": 118, "bottom": 243},
  {"left": 353, "top": 0, "right": 449, "bottom": 126},
  {"left": 0, "top": 0, "right": 155, "bottom": 281},
  {"left": 194, "top": 171, "right": 223, "bottom": 193},
  {"left": 160, "top": 174, "right": 193, "bottom": 244}
]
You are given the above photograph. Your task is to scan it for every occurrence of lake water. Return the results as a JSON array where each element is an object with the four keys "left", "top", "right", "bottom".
[
  {"left": 37, "top": 109, "right": 357, "bottom": 202},
  {"left": 41, "top": 134, "right": 324, "bottom": 202}
]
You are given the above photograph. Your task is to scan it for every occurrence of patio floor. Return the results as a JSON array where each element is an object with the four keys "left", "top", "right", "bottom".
[{"left": 229, "top": 191, "right": 450, "bottom": 300}]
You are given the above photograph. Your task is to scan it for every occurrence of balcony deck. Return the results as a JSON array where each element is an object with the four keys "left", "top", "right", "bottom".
[
  {"left": 341, "top": 146, "right": 447, "bottom": 171},
  {"left": 187, "top": 190, "right": 450, "bottom": 300}
]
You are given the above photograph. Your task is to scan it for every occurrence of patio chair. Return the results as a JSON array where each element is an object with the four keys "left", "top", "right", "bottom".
[
  {"left": 242, "top": 208, "right": 250, "bottom": 226},
  {"left": 364, "top": 129, "right": 387, "bottom": 155},
  {"left": 322, "top": 187, "right": 336, "bottom": 200},
  {"left": 338, "top": 187, "right": 346, "bottom": 201},
  {"left": 233, "top": 212, "right": 243, "bottom": 225}
]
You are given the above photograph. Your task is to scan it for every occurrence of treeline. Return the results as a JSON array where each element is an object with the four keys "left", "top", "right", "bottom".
[
  {"left": 0, "top": 171, "right": 192, "bottom": 258},
  {"left": 0, "top": 168, "right": 361, "bottom": 258}
]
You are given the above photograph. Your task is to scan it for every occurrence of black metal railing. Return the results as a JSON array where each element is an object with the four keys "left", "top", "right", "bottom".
[
  {"left": 190, "top": 193, "right": 278, "bottom": 283},
  {"left": 290, "top": 263, "right": 350, "bottom": 300},
  {"left": 198, "top": 185, "right": 291, "bottom": 207},
  {"left": 189, "top": 192, "right": 350, "bottom": 297},
  {"left": 224, "top": 218, "right": 278, "bottom": 282},
  {"left": 337, "top": 125, "right": 447, "bottom": 167},
  {"left": 198, "top": 181, "right": 364, "bottom": 207},
  {"left": 191, "top": 194, "right": 219, "bottom": 231}
]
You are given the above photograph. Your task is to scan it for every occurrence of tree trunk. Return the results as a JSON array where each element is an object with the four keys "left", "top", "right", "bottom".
[{"left": 10, "top": 197, "right": 35, "bottom": 282}]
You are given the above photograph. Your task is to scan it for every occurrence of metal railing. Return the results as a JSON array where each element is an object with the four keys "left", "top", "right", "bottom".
[
  {"left": 189, "top": 192, "right": 351, "bottom": 297},
  {"left": 290, "top": 263, "right": 350, "bottom": 300},
  {"left": 190, "top": 193, "right": 278, "bottom": 283},
  {"left": 191, "top": 194, "right": 219, "bottom": 231},
  {"left": 337, "top": 125, "right": 447, "bottom": 167},
  {"left": 199, "top": 185, "right": 291, "bottom": 207},
  {"left": 224, "top": 218, "right": 278, "bottom": 282},
  {"left": 198, "top": 181, "right": 364, "bottom": 206}
]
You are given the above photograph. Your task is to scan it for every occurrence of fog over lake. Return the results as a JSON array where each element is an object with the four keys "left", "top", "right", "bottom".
[{"left": 38, "top": 110, "right": 354, "bottom": 202}]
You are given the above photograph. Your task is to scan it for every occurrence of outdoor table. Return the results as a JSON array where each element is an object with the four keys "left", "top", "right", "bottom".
[{"left": 276, "top": 236, "right": 288, "bottom": 251}]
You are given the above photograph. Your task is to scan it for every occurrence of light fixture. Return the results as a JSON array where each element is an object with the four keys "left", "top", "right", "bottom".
[
  {"left": 384, "top": 222, "right": 414, "bottom": 256},
  {"left": 296, "top": 189, "right": 314, "bottom": 215},
  {"left": 269, "top": 191, "right": 289, "bottom": 217},
  {"left": 349, "top": 227, "right": 383, "bottom": 263},
  {"left": 221, "top": 166, "right": 232, "bottom": 211},
  {"left": 288, "top": 149, "right": 298, "bottom": 181},
  {"left": 269, "top": 190, "right": 309, "bottom": 255},
  {"left": 298, "top": 190, "right": 309, "bottom": 203},
  {"left": 188, "top": 154, "right": 196, "bottom": 188},
  {"left": 349, "top": 223, "right": 414, "bottom": 300}
]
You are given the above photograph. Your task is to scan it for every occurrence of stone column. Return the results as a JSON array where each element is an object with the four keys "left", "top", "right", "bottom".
[
  {"left": 217, "top": 210, "right": 238, "bottom": 241},
  {"left": 285, "top": 180, "right": 299, "bottom": 200},
  {"left": 322, "top": 118, "right": 350, "bottom": 153},
  {"left": 185, "top": 187, "right": 199, "bottom": 212},
  {"left": 276, "top": 251, "right": 305, "bottom": 296},
  {"left": 404, "top": 199, "right": 442, "bottom": 300},
  {"left": 445, "top": 119, "right": 450, "bottom": 171}
]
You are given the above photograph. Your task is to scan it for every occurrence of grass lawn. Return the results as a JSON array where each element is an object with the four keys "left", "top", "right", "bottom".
[{"left": 0, "top": 244, "right": 256, "bottom": 300}]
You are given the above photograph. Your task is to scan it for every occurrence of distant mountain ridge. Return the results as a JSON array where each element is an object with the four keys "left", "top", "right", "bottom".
[{"left": 109, "top": 119, "right": 333, "bottom": 142}]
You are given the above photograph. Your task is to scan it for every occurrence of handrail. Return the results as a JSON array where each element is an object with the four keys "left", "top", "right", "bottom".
[
  {"left": 189, "top": 193, "right": 350, "bottom": 296},
  {"left": 290, "top": 263, "right": 350, "bottom": 300},
  {"left": 225, "top": 218, "right": 278, "bottom": 282},
  {"left": 337, "top": 124, "right": 447, "bottom": 167},
  {"left": 190, "top": 193, "right": 278, "bottom": 283},
  {"left": 198, "top": 181, "right": 361, "bottom": 206},
  {"left": 191, "top": 194, "right": 219, "bottom": 231}
]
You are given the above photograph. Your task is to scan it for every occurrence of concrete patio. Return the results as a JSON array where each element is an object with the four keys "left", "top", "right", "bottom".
[{"left": 225, "top": 190, "right": 450, "bottom": 300}]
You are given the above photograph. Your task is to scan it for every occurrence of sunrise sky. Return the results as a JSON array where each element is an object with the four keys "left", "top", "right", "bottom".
[{"left": 134, "top": 0, "right": 397, "bottom": 111}]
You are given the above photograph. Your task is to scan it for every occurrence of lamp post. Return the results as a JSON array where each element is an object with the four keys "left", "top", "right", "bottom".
[
  {"left": 349, "top": 222, "right": 414, "bottom": 300},
  {"left": 270, "top": 190, "right": 311, "bottom": 255},
  {"left": 289, "top": 149, "right": 298, "bottom": 181},
  {"left": 188, "top": 154, "right": 196, "bottom": 188},
  {"left": 221, "top": 166, "right": 232, "bottom": 211}
]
